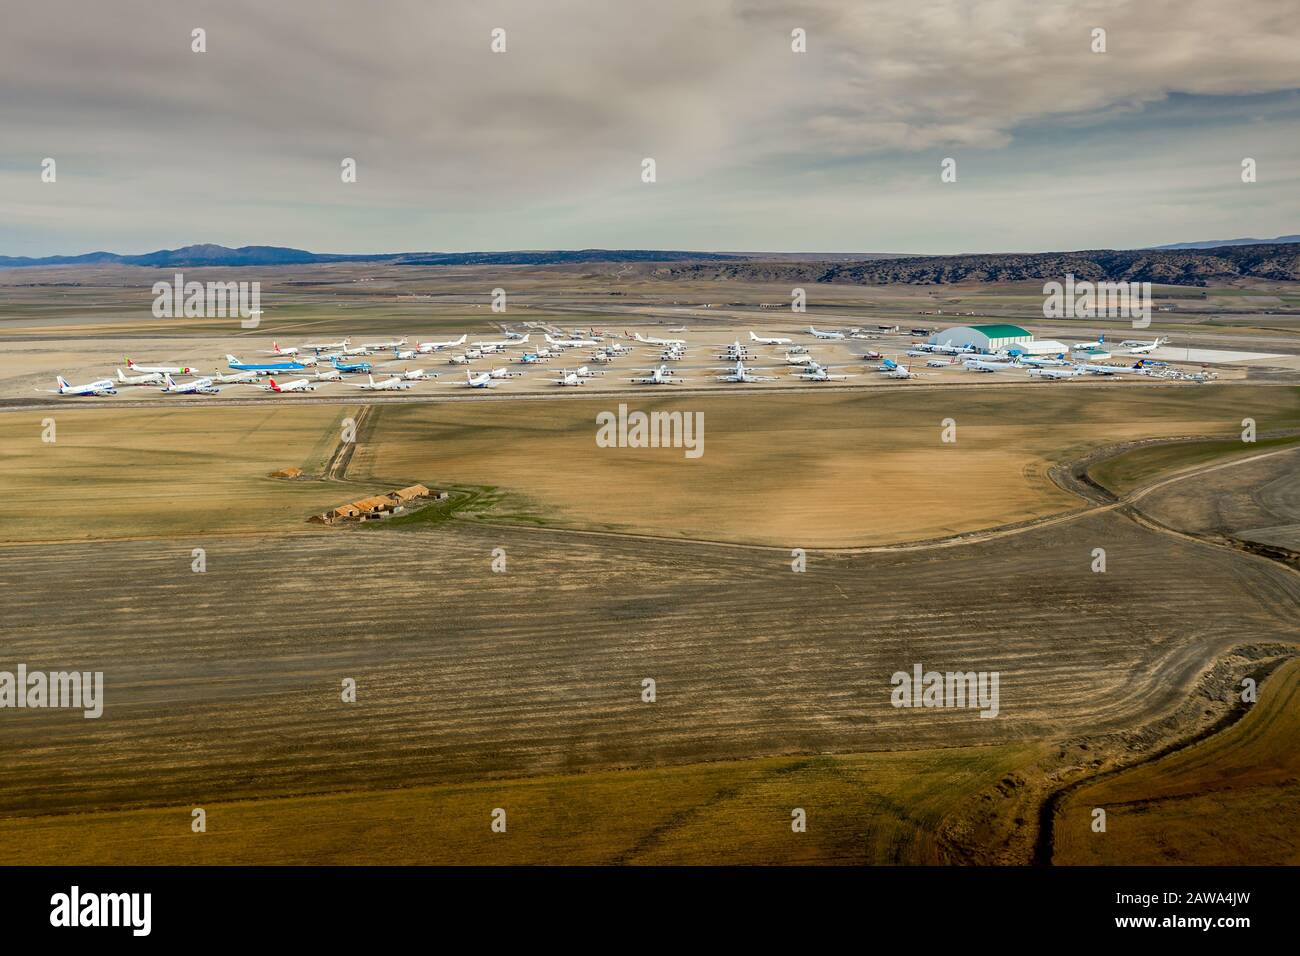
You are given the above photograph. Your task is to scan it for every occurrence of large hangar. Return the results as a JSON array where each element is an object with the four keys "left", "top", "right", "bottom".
[{"left": 929, "top": 324, "right": 1032, "bottom": 353}]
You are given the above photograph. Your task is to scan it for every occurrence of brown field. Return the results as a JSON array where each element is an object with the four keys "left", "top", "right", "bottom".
[
  {"left": 0, "top": 505, "right": 1294, "bottom": 863},
  {"left": 1053, "top": 658, "right": 1300, "bottom": 866}
]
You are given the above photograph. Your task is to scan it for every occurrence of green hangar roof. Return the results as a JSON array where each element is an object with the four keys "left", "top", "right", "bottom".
[{"left": 969, "top": 324, "right": 1031, "bottom": 338}]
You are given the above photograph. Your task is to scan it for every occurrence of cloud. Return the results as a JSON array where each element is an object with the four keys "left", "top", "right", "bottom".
[{"left": 0, "top": 0, "right": 1297, "bottom": 253}]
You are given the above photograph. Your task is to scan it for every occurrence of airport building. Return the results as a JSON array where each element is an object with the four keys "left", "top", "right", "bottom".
[{"left": 929, "top": 324, "right": 1033, "bottom": 353}]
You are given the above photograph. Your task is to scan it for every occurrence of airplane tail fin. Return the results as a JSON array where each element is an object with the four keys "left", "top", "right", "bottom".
[
  {"left": 164, "top": 373, "right": 176, "bottom": 388},
  {"left": 116, "top": 369, "right": 126, "bottom": 381},
  {"left": 269, "top": 378, "right": 280, "bottom": 392},
  {"left": 56, "top": 375, "right": 70, "bottom": 390},
  {"left": 226, "top": 354, "right": 240, "bottom": 365}
]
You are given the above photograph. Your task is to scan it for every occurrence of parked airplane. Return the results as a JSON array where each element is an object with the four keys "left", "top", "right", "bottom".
[
  {"left": 1124, "top": 337, "right": 1168, "bottom": 354},
  {"left": 341, "top": 343, "right": 372, "bottom": 356},
  {"left": 303, "top": 337, "right": 350, "bottom": 351},
  {"left": 116, "top": 368, "right": 164, "bottom": 386},
  {"left": 544, "top": 334, "right": 594, "bottom": 349},
  {"left": 1028, "top": 367, "right": 1081, "bottom": 380},
  {"left": 808, "top": 326, "right": 846, "bottom": 340},
  {"left": 516, "top": 352, "right": 550, "bottom": 364},
  {"left": 446, "top": 354, "right": 472, "bottom": 365},
  {"left": 398, "top": 368, "right": 438, "bottom": 381},
  {"left": 44, "top": 375, "right": 116, "bottom": 396},
  {"left": 1077, "top": 361, "right": 1147, "bottom": 376},
  {"left": 793, "top": 365, "right": 855, "bottom": 382},
  {"left": 264, "top": 377, "right": 315, "bottom": 393},
  {"left": 265, "top": 342, "right": 300, "bottom": 356},
  {"left": 1020, "top": 354, "right": 1071, "bottom": 367},
  {"left": 309, "top": 368, "right": 343, "bottom": 382},
  {"left": 210, "top": 369, "right": 260, "bottom": 384},
  {"left": 417, "top": 334, "right": 468, "bottom": 353},
  {"left": 349, "top": 374, "right": 411, "bottom": 391},
  {"left": 1073, "top": 333, "right": 1106, "bottom": 350},
  {"left": 750, "top": 331, "right": 793, "bottom": 345},
  {"left": 476, "top": 334, "right": 529, "bottom": 350},
  {"left": 963, "top": 358, "right": 1019, "bottom": 372},
  {"left": 362, "top": 337, "right": 408, "bottom": 350},
  {"left": 393, "top": 348, "right": 418, "bottom": 360},
  {"left": 629, "top": 365, "right": 682, "bottom": 385},
  {"left": 486, "top": 367, "right": 521, "bottom": 379},
  {"left": 227, "top": 354, "right": 308, "bottom": 372},
  {"left": 547, "top": 370, "right": 586, "bottom": 387},
  {"left": 126, "top": 357, "right": 199, "bottom": 375},
  {"left": 454, "top": 370, "right": 496, "bottom": 388},
  {"left": 161, "top": 373, "right": 219, "bottom": 394},
  {"left": 784, "top": 353, "right": 818, "bottom": 366},
  {"left": 631, "top": 331, "right": 686, "bottom": 347},
  {"left": 331, "top": 359, "right": 373, "bottom": 373},
  {"left": 713, "top": 360, "right": 778, "bottom": 383}
]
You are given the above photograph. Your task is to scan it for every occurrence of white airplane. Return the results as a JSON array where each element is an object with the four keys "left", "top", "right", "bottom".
[
  {"left": 712, "top": 339, "right": 754, "bottom": 357},
  {"left": 547, "top": 369, "right": 586, "bottom": 386},
  {"left": 808, "top": 326, "right": 846, "bottom": 340},
  {"left": 264, "top": 377, "right": 315, "bottom": 393},
  {"left": 302, "top": 337, "right": 350, "bottom": 351},
  {"left": 454, "top": 370, "right": 496, "bottom": 388},
  {"left": 1020, "top": 354, "right": 1071, "bottom": 367},
  {"left": 588, "top": 351, "right": 615, "bottom": 364},
  {"left": 349, "top": 374, "right": 412, "bottom": 391},
  {"left": 475, "top": 334, "right": 528, "bottom": 350},
  {"left": 544, "top": 334, "right": 595, "bottom": 349},
  {"left": 161, "top": 373, "right": 219, "bottom": 395},
  {"left": 398, "top": 368, "right": 438, "bottom": 381},
  {"left": 210, "top": 369, "right": 260, "bottom": 384},
  {"left": 309, "top": 368, "right": 343, "bottom": 382},
  {"left": 631, "top": 331, "right": 686, "bottom": 347},
  {"left": 629, "top": 365, "right": 682, "bottom": 385},
  {"left": 570, "top": 365, "right": 603, "bottom": 378},
  {"left": 750, "top": 331, "right": 793, "bottom": 345},
  {"left": 1077, "top": 362, "right": 1147, "bottom": 376},
  {"left": 486, "top": 367, "right": 521, "bottom": 379},
  {"left": 393, "top": 348, "right": 418, "bottom": 361},
  {"left": 265, "top": 342, "right": 300, "bottom": 356},
  {"left": 341, "top": 343, "right": 373, "bottom": 356},
  {"left": 44, "top": 375, "right": 116, "bottom": 396},
  {"left": 502, "top": 329, "right": 528, "bottom": 341},
  {"left": 963, "top": 358, "right": 1019, "bottom": 373},
  {"left": 1124, "top": 337, "right": 1168, "bottom": 355},
  {"left": 447, "top": 353, "right": 473, "bottom": 365},
  {"left": 793, "top": 364, "right": 855, "bottom": 382},
  {"left": 125, "top": 357, "right": 199, "bottom": 375},
  {"left": 712, "top": 360, "right": 778, "bottom": 383},
  {"left": 925, "top": 357, "right": 956, "bottom": 368},
  {"left": 477, "top": 343, "right": 506, "bottom": 355},
  {"left": 116, "top": 368, "right": 164, "bottom": 386},
  {"left": 1073, "top": 333, "right": 1106, "bottom": 350},
  {"left": 784, "top": 353, "right": 819, "bottom": 366},
  {"left": 605, "top": 343, "right": 632, "bottom": 355},
  {"left": 1028, "top": 367, "right": 1081, "bottom": 380},
  {"left": 362, "top": 337, "right": 408, "bottom": 350},
  {"left": 417, "top": 334, "right": 468, "bottom": 353}
]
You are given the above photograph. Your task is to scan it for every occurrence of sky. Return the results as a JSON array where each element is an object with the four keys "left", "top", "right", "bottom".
[{"left": 2, "top": 0, "right": 1298, "bottom": 257}]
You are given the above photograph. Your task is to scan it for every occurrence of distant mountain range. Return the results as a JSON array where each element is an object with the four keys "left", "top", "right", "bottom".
[
  {"left": 1151, "top": 235, "right": 1300, "bottom": 250},
  {"left": 3, "top": 240, "right": 1299, "bottom": 285},
  {"left": 657, "top": 242, "right": 1300, "bottom": 286},
  {"left": 0, "top": 244, "right": 741, "bottom": 269}
]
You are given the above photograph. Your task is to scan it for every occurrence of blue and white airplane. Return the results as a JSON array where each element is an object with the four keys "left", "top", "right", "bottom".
[
  {"left": 44, "top": 375, "right": 117, "bottom": 396},
  {"left": 331, "top": 359, "right": 373, "bottom": 373},
  {"left": 227, "top": 353, "right": 308, "bottom": 373}
]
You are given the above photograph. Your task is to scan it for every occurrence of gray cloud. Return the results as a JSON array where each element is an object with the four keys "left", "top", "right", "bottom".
[{"left": 1, "top": 0, "right": 1297, "bottom": 253}]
